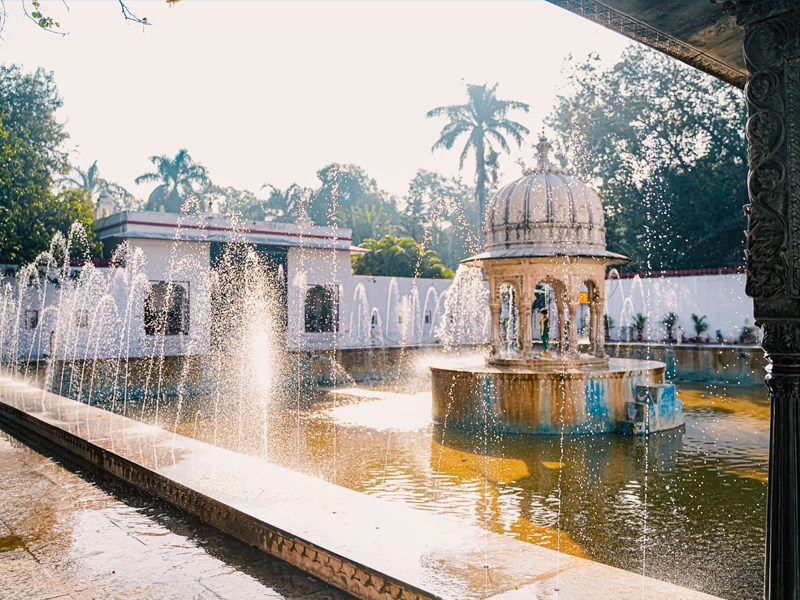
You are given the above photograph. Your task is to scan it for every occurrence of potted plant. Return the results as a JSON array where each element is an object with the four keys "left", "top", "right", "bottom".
[
  {"left": 633, "top": 313, "right": 646, "bottom": 342},
  {"left": 691, "top": 314, "right": 708, "bottom": 343},
  {"left": 661, "top": 312, "right": 678, "bottom": 343},
  {"left": 604, "top": 314, "right": 614, "bottom": 341},
  {"left": 740, "top": 323, "right": 757, "bottom": 345}
]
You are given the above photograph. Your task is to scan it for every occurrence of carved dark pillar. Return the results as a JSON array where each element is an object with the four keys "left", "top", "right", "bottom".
[{"left": 738, "top": 3, "right": 800, "bottom": 597}]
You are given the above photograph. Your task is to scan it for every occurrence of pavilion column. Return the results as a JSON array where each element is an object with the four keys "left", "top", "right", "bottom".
[
  {"left": 588, "top": 303, "right": 598, "bottom": 355},
  {"left": 489, "top": 303, "right": 501, "bottom": 357},
  {"left": 557, "top": 302, "right": 567, "bottom": 356},
  {"left": 738, "top": 3, "right": 800, "bottom": 598},
  {"left": 568, "top": 303, "right": 579, "bottom": 357},
  {"left": 516, "top": 293, "right": 526, "bottom": 358},
  {"left": 595, "top": 298, "right": 606, "bottom": 358},
  {"left": 522, "top": 305, "right": 533, "bottom": 359}
]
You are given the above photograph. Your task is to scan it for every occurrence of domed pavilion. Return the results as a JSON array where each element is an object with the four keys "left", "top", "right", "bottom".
[{"left": 463, "top": 134, "right": 628, "bottom": 368}]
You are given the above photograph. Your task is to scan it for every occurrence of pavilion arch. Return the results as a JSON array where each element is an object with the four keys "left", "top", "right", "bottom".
[{"left": 580, "top": 278, "right": 605, "bottom": 357}]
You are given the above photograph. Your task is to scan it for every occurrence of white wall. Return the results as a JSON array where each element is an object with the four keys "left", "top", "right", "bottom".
[
  {"left": 604, "top": 273, "right": 754, "bottom": 342},
  {"left": 125, "top": 239, "right": 211, "bottom": 358},
  {"left": 0, "top": 240, "right": 211, "bottom": 362},
  {"left": 285, "top": 243, "right": 454, "bottom": 350}
]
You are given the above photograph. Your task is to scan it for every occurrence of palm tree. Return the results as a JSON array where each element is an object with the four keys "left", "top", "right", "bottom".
[
  {"left": 426, "top": 83, "right": 530, "bottom": 242},
  {"left": 135, "top": 149, "right": 210, "bottom": 213},
  {"left": 260, "top": 183, "right": 307, "bottom": 223},
  {"left": 691, "top": 314, "right": 709, "bottom": 341},
  {"left": 57, "top": 160, "right": 136, "bottom": 207}
]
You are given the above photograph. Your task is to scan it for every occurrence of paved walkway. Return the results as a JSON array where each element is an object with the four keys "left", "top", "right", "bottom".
[{"left": 0, "top": 431, "right": 355, "bottom": 600}]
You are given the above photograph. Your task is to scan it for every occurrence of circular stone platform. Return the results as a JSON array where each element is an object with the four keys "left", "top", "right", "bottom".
[{"left": 430, "top": 357, "right": 679, "bottom": 435}]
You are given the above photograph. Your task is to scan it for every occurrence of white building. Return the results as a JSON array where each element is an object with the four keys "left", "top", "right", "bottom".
[{"left": 0, "top": 210, "right": 457, "bottom": 362}]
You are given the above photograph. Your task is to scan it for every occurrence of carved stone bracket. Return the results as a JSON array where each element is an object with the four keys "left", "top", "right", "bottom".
[
  {"left": 742, "top": 6, "right": 800, "bottom": 302},
  {"left": 734, "top": 1, "right": 799, "bottom": 27}
]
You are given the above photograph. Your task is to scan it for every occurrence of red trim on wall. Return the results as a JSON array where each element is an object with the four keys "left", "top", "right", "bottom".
[
  {"left": 607, "top": 266, "right": 746, "bottom": 279},
  {"left": 94, "top": 219, "right": 351, "bottom": 242}
]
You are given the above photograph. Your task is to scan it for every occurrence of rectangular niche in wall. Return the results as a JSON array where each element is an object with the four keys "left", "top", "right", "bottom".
[
  {"left": 24, "top": 310, "right": 38, "bottom": 329},
  {"left": 305, "top": 285, "right": 338, "bottom": 333},
  {"left": 144, "top": 281, "right": 189, "bottom": 336}
]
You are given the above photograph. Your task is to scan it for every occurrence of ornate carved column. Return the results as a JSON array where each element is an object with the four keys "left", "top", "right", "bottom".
[
  {"left": 522, "top": 305, "right": 533, "bottom": 358},
  {"left": 738, "top": 3, "right": 800, "bottom": 597},
  {"left": 516, "top": 292, "right": 526, "bottom": 358},
  {"left": 568, "top": 303, "right": 579, "bottom": 357},
  {"left": 595, "top": 296, "right": 606, "bottom": 358},
  {"left": 557, "top": 302, "right": 567, "bottom": 356}
]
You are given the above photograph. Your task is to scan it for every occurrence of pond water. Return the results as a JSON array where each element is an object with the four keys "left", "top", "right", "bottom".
[{"left": 146, "top": 373, "right": 767, "bottom": 600}]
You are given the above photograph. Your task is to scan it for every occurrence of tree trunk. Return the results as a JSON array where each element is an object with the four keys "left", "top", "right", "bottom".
[{"left": 475, "top": 149, "right": 488, "bottom": 250}]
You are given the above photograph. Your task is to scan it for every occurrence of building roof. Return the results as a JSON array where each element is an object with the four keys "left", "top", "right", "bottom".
[
  {"left": 546, "top": 0, "right": 746, "bottom": 88},
  {"left": 94, "top": 211, "right": 358, "bottom": 252}
]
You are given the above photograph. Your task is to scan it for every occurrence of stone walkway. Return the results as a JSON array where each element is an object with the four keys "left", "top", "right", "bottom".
[{"left": 0, "top": 431, "right": 355, "bottom": 600}]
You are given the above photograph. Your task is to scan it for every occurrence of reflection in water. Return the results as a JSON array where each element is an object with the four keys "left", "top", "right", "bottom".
[{"left": 128, "top": 381, "right": 767, "bottom": 600}]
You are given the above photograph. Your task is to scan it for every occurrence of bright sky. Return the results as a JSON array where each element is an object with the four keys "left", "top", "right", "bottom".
[{"left": 0, "top": 0, "right": 630, "bottom": 202}]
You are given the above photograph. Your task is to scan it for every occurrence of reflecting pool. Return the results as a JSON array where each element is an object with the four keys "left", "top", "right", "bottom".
[{"left": 150, "top": 376, "right": 767, "bottom": 600}]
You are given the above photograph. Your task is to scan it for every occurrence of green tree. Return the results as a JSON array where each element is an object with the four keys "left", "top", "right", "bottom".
[
  {"left": 135, "top": 149, "right": 210, "bottom": 213},
  {"left": 352, "top": 235, "right": 453, "bottom": 279},
  {"left": 198, "top": 184, "right": 261, "bottom": 218},
  {"left": 427, "top": 83, "right": 529, "bottom": 238},
  {"left": 401, "top": 170, "right": 479, "bottom": 269},
  {"left": 345, "top": 205, "right": 394, "bottom": 245},
  {"left": 260, "top": 183, "right": 308, "bottom": 223},
  {"left": 308, "top": 163, "right": 395, "bottom": 228},
  {"left": 546, "top": 46, "right": 747, "bottom": 271},
  {"left": 57, "top": 160, "right": 139, "bottom": 209},
  {"left": 0, "top": 65, "right": 99, "bottom": 263}
]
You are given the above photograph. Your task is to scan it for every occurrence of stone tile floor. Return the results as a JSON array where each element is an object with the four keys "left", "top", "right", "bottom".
[{"left": 0, "top": 431, "right": 357, "bottom": 600}]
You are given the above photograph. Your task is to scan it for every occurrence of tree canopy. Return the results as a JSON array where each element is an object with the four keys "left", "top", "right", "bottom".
[
  {"left": 546, "top": 46, "right": 747, "bottom": 271},
  {"left": 400, "top": 170, "right": 478, "bottom": 268},
  {"left": 308, "top": 163, "right": 396, "bottom": 229},
  {"left": 0, "top": 65, "right": 98, "bottom": 263},
  {"left": 352, "top": 236, "right": 454, "bottom": 279}
]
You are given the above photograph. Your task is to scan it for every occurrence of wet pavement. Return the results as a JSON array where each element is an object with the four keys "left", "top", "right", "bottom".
[{"left": 0, "top": 431, "right": 356, "bottom": 600}]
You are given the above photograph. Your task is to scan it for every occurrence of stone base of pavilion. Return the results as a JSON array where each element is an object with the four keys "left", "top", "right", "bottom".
[
  {"left": 431, "top": 357, "right": 684, "bottom": 436},
  {"left": 489, "top": 352, "right": 609, "bottom": 372}
]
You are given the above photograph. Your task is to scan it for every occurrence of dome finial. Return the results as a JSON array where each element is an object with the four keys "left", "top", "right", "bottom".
[{"left": 536, "top": 130, "right": 552, "bottom": 172}]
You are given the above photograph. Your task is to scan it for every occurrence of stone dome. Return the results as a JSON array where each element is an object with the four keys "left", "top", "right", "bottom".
[{"left": 467, "top": 135, "right": 627, "bottom": 264}]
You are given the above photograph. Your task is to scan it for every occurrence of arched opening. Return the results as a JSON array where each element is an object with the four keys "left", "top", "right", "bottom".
[
  {"left": 580, "top": 278, "right": 605, "bottom": 357},
  {"left": 579, "top": 282, "right": 591, "bottom": 343},
  {"left": 532, "top": 282, "right": 554, "bottom": 356},
  {"left": 534, "top": 278, "right": 567, "bottom": 357},
  {"left": 305, "top": 285, "right": 338, "bottom": 333},
  {"left": 144, "top": 281, "right": 188, "bottom": 336}
]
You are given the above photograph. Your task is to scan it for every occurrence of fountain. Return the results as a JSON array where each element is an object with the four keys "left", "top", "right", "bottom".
[{"left": 430, "top": 135, "right": 684, "bottom": 435}]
